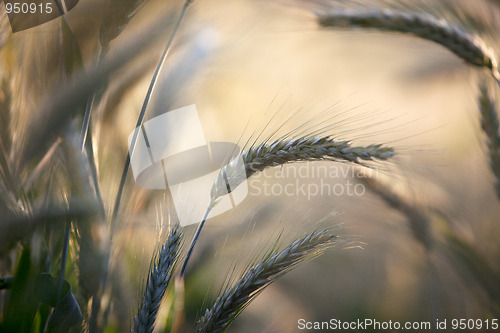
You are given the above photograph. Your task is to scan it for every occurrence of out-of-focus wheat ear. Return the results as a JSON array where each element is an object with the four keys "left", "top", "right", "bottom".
[
  {"left": 18, "top": 4, "right": 179, "bottom": 169},
  {"left": 88, "top": 0, "right": 151, "bottom": 154},
  {"left": 0, "top": 79, "right": 11, "bottom": 154},
  {"left": 195, "top": 229, "right": 337, "bottom": 333},
  {"left": 316, "top": 7, "right": 500, "bottom": 86},
  {"left": 0, "top": 11, "right": 11, "bottom": 48},
  {"left": 133, "top": 225, "right": 182, "bottom": 333},
  {"left": 0, "top": 78, "right": 17, "bottom": 206},
  {"left": 488, "top": 0, "right": 500, "bottom": 9},
  {"left": 360, "top": 176, "right": 432, "bottom": 249},
  {"left": 82, "top": 0, "right": 148, "bottom": 183},
  {"left": 99, "top": 0, "right": 147, "bottom": 54},
  {"left": 478, "top": 80, "right": 500, "bottom": 199}
]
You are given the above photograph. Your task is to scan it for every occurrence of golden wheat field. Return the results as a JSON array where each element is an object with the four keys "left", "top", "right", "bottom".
[{"left": 0, "top": 0, "right": 499, "bottom": 332}]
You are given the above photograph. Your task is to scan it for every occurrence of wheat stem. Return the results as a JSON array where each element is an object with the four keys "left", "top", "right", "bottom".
[
  {"left": 317, "top": 7, "right": 500, "bottom": 86},
  {"left": 180, "top": 207, "right": 211, "bottom": 277},
  {"left": 196, "top": 229, "right": 337, "bottom": 333},
  {"left": 58, "top": 9, "right": 84, "bottom": 309},
  {"left": 133, "top": 225, "right": 182, "bottom": 333},
  {"left": 88, "top": 2, "right": 195, "bottom": 330},
  {"left": 111, "top": 0, "right": 194, "bottom": 235}
]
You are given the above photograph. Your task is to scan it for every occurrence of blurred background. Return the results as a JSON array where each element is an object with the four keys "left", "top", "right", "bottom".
[{"left": 1, "top": 0, "right": 500, "bottom": 332}]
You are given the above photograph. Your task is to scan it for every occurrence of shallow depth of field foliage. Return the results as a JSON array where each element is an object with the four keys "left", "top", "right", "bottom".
[{"left": 0, "top": 0, "right": 500, "bottom": 332}]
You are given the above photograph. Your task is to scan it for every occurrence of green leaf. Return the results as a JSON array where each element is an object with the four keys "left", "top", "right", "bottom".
[
  {"left": 1, "top": 247, "right": 40, "bottom": 333},
  {"left": 0, "top": 271, "right": 82, "bottom": 333},
  {"left": 37, "top": 273, "right": 83, "bottom": 333}
]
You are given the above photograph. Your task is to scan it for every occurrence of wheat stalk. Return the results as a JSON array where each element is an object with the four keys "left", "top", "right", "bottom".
[
  {"left": 97, "top": 2, "right": 195, "bottom": 328},
  {"left": 195, "top": 229, "right": 337, "bottom": 333},
  {"left": 317, "top": 7, "right": 500, "bottom": 85},
  {"left": 478, "top": 80, "right": 500, "bottom": 199},
  {"left": 133, "top": 225, "right": 182, "bottom": 333}
]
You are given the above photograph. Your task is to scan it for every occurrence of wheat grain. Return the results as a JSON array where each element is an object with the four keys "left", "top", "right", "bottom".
[
  {"left": 133, "top": 225, "right": 182, "bottom": 333},
  {"left": 195, "top": 229, "right": 337, "bottom": 333},
  {"left": 478, "top": 80, "right": 500, "bottom": 199},
  {"left": 317, "top": 7, "right": 500, "bottom": 85}
]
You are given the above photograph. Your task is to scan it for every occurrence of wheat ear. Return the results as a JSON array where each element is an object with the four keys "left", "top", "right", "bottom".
[
  {"left": 182, "top": 136, "right": 392, "bottom": 275},
  {"left": 133, "top": 225, "right": 182, "bottom": 333},
  {"left": 478, "top": 81, "right": 500, "bottom": 199},
  {"left": 317, "top": 7, "right": 500, "bottom": 85},
  {"left": 211, "top": 136, "right": 395, "bottom": 199},
  {"left": 182, "top": 137, "right": 393, "bottom": 275},
  {"left": 83, "top": 0, "right": 147, "bottom": 155},
  {"left": 360, "top": 176, "right": 432, "bottom": 248},
  {"left": 245, "top": 136, "right": 394, "bottom": 176},
  {"left": 195, "top": 229, "right": 337, "bottom": 333}
]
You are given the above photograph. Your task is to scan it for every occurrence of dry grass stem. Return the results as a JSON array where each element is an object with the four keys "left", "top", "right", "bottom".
[{"left": 196, "top": 229, "right": 337, "bottom": 333}]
